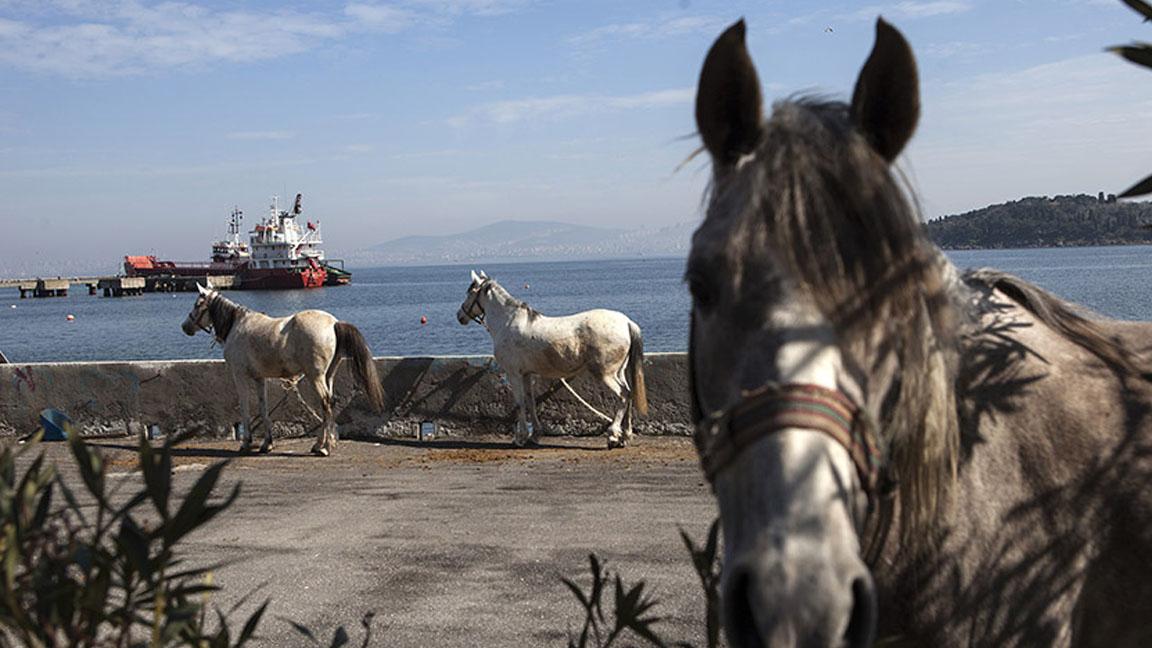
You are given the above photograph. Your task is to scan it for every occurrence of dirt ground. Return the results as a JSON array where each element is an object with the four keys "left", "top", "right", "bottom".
[{"left": 21, "top": 434, "right": 718, "bottom": 647}]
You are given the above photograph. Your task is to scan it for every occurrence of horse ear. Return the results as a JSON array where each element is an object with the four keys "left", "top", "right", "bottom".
[
  {"left": 850, "top": 18, "right": 920, "bottom": 162},
  {"left": 470, "top": 270, "right": 480, "bottom": 284},
  {"left": 196, "top": 283, "right": 209, "bottom": 296},
  {"left": 695, "top": 19, "right": 764, "bottom": 172},
  {"left": 479, "top": 270, "right": 488, "bottom": 279}
]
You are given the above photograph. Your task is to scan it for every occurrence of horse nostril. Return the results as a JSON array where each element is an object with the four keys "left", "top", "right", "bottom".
[
  {"left": 844, "top": 575, "right": 877, "bottom": 648},
  {"left": 724, "top": 569, "right": 766, "bottom": 648}
]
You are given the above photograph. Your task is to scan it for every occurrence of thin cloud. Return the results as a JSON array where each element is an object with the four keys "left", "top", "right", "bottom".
[
  {"left": 839, "top": 1, "right": 973, "bottom": 22},
  {"left": 404, "top": 0, "right": 534, "bottom": 17},
  {"left": 0, "top": 0, "right": 534, "bottom": 77},
  {"left": 226, "top": 131, "right": 296, "bottom": 141},
  {"left": 447, "top": 88, "right": 693, "bottom": 126},
  {"left": 910, "top": 53, "right": 1152, "bottom": 216},
  {"left": 568, "top": 15, "right": 729, "bottom": 47},
  {"left": 344, "top": 3, "right": 417, "bottom": 32}
]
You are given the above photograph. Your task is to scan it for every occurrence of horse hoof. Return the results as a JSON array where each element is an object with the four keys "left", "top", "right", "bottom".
[
  {"left": 259, "top": 443, "right": 273, "bottom": 454},
  {"left": 607, "top": 438, "right": 625, "bottom": 449},
  {"left": 311, "top": 446, "right": 330, "bottom": 457},
  {"left": 525, "top": 437, "right": 540, "bottom": 448}
]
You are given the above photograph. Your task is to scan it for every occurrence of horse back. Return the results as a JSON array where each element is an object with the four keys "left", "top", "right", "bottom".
[
  {"left": 500, "top": 308, "right": 634, "bottom": 377},
  {"left": 227, "top": 309, "right": 339, "bottom": 379}
]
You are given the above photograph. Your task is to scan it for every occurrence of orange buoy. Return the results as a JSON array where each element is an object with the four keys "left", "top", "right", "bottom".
[
  {"left": 420, "top": 315, "right": 428, "bottom": 325},
  {"left": 66, "top": 314, "right": 75, "bottom": 321}
]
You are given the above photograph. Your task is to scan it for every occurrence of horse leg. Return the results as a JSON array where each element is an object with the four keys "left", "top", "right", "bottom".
[
  {"left": 618, "top": 367, "right": 635, "bottom": 441},
  {"left": 508, "top": 374, "right": 530, "bottom": 447},
  {"left": 325, "top": 355, "right": 341, "bottom": 398},
  {"left": 523, "top": 374, "right": 543, "bottom": 445},
  {"left": 600, "top": 373, "right": 628, "bottom": 449},
  {"left": 257, "top": 379, "right": 274, "bottom": 454},
  {"left": 235, "top": 373, "right": 254, "bottom": 453},
  {"left": 309, "top": 375, "right": 335, "bottom": 457}
]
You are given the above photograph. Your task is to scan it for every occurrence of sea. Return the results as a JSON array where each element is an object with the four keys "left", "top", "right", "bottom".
[{"left": 3, "top": 246, "right": 1152, "bottom": 364}]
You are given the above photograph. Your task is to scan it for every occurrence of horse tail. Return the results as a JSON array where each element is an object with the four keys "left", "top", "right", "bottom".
[
  {"left": 334, "top": 322, "right": 385, "bottom": 413},
  {"left": 627, "top": 321, "right": 648, "bottom": 416}
]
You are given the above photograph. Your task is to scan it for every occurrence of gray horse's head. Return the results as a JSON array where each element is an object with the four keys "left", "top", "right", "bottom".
[
  {"left": 457, "top": 270, "right": 490, "bottom": 325},
  {"left": 688, "top": 18, "right": 948, "bottom": 648},
  {"left": 182, "top": 283, "right": 214, "bottom": 336}
]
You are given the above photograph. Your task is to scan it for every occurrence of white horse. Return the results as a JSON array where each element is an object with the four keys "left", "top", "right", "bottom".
[
  {"left": 182, "top": 284, "right": 384, "bottom": 456},
  {"left": 457, "top": 270, "right": 647, "bottom": 448}
]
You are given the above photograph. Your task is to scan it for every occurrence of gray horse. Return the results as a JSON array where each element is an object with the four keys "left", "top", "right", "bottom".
[
  {"left": 688, "top": 18, "right": 1152, "bottom": 648},
  {"left": 458, "top": 271, "right": 647, "bottom": 448},
  {"left": 182, "top": 285, "right": 384, "bottom": 456}
]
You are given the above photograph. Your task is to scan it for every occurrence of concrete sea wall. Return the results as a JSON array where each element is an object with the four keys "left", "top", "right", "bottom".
[{"left": 0, "top": 353, "right": 691, "bottom": 440}]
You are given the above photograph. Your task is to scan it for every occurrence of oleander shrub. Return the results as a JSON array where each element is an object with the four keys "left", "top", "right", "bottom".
[
  {"left": 561, "top": 520, "right": 721, "bottom": 648},
  {"left": 0, "top": 432, "right": 367, "bottom": 648}
]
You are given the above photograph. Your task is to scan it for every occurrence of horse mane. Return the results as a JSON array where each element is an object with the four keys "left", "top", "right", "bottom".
[
  {"left": 964, "top": 269, "right": 1143, "bottom": 376},
  {"left": 206, "top": 292, "right": 246, "bottom": 342},
  {"left": 732, "top": 96, "right": 964, "bottom": 537},
  {"left": 734, "top": 96, "right": 1149, "bottom": 540},
  {"left": 487, "top": 280, "right": 542, "bottom": 321}
]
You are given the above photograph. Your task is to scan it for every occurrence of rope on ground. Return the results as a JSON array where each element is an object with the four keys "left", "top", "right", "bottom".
[
  {"left": 280, "top": 376, "right": 324, "bottom": 423},
  {"left": 559, "top": 378, "right": 614, "bottom": 423}
]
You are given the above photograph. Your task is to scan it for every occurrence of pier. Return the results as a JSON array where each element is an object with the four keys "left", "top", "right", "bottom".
[{"left": 0, "top": 274, "right": 238, "bottom": 298}]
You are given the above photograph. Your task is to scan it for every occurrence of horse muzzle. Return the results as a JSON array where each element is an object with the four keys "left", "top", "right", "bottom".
[
  {"left": 722, "top": 539, "right": 877, "bottom": 648},
  {"left": 181, "top": 318, "right": 198, "bottom": 336},
  {"left": 456, "top": 308, "right": 471, "bottom": 325}
]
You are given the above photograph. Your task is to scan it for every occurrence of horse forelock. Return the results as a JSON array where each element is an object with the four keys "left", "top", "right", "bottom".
[{"left": 706, "top": 96, "right": 966, "bottom": 539}]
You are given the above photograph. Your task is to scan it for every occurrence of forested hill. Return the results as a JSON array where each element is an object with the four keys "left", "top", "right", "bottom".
[{"left": 926, "top": 194, "right": 1152, "bottom": 249}]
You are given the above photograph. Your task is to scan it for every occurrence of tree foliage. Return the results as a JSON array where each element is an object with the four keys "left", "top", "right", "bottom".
[{"left": 925, "top": 194, "right": 1152, "bottom": 249}]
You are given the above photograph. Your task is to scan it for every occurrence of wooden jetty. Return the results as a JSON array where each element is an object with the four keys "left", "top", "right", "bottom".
[{"left": 1, "top": 275, "right": 238, "bottom": 298}]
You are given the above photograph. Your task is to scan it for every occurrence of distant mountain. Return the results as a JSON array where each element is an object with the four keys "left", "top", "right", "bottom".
[
  {"left": 926, "top": 193, "right": 1152, "bottom": 249},
  {"left": 349, "top": 219, "right": 696, "bottom": 266}
]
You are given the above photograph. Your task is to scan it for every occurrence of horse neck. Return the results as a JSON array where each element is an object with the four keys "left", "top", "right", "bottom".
[
  {"left": 208, "top": 294, "right": 246, "bottom": 343},
  {"left": 481, "top": 283, "right": 525, "bottom": 329}
]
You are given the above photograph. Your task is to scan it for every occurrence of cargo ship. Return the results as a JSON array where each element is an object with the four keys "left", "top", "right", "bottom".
[{"left": 124, "top": 194, "right": 350, "bottom": 289}]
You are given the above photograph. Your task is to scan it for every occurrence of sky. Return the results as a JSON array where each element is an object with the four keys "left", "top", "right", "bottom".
[{"left": 1, "top": 0, "right": 1151, "bottom": 275}]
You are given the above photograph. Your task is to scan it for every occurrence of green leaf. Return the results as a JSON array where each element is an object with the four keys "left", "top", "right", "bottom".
[
  {"left": 329, "top": 626, "right": 350, "bottom": 648},
  {"left": 68, "top": 435, "right": 106, "bottom": 505},
  {"left": 139, "top": 434, "right": 171, "bottom": 520},
  {"left": 1121, "top": 0, "right": 1152, "bottom": 21},
  {"left": 284, "top": 617, "right": 321, "bottom": 645},
  {"left": 561, "top": 576, "right": 591, "bottom": 610},
  {"left": 1109, "top": 43, "right": 1152, "bottom": 69},
  {"left": 164, "top": 462, "right": 238, "bottom": 546},
  {"left": 116, "top": 516, "right": 152, "bottom": 579},
  {"left": 32, "top": 481, "right": 54, "bottom": 529},
  {"left": 1120, "top": 172, "right": 1152, "bottom": 198},
  {"left": 52, "top": 476, "right": 89, "bottom": 527},
  {"left": 235, "top": 599, "right": 269, "bottom": 646}
]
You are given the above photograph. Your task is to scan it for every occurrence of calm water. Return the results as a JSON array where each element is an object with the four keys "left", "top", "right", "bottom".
[{"left": 3, "top": 247, "right": 1152, "bottom": 363}]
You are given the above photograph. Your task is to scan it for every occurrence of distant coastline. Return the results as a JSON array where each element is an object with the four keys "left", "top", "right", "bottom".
[{"left": 926, "top": 193, "right": 1152, "bottom": 250}]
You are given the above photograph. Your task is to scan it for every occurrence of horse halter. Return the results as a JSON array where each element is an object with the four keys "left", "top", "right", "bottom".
[
  {"left": 462, "top": 279, "right": 491, "bottom": 326},
  {"left": 694, "top": 382, "right": 882, "bottom": 497},
  {"left": 187, "top": 297, "right": 214, "bottom": 336}
]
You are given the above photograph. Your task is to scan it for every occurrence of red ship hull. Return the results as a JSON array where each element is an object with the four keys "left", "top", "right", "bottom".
[{"left": 239, "top": 266, "right": 327, "bottom": 289}]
